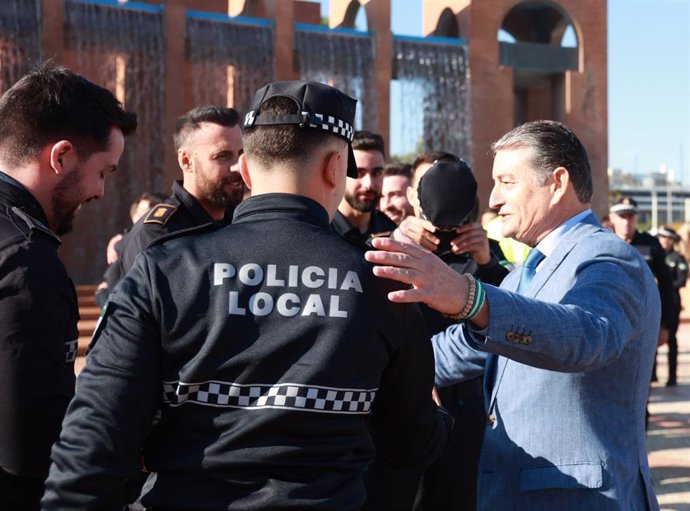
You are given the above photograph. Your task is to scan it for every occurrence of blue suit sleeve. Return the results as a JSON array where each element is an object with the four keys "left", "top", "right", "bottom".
[
  {"left": 431, "top": 323, "right": 487, "bottom": 387},
  {"left": 479, "top": 248, "right": 660, "bottom": 372}
]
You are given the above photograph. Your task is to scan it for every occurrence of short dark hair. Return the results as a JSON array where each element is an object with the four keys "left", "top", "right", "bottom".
[
  {"left": 129, "top": 191, "right": 167, "bottom": 219},
  {"left": 0, "top": 62, "right": 137, "bottom": 166},
  {"left": 352, "top": 130, "right": 385, "bottom": 158},
  {"left": 173, "top": 106, "right": 240, "bottom": 151},
  {"left": 242, "top": 96, "right": 342, "bottom": 168},
  {"left": 491, "top": 120, "right": 593, "bottom": 203},
  {"left": 383, "top": 162, "right": 412, "bottom": 180},
  {"left": 411, "top": 151, "right": 458, "bottom": 183}
]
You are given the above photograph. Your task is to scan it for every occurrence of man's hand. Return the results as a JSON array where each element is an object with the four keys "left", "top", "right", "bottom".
[
  {"left": 106, "top": 233, "right": 123, "bottom": 265},
  {"left": 451, "top": 222, "right": 492, "bottom": 264},
  {"left": 396, "top": 216, "right": 439, "bottom": 251},
  {"left": 432, "top": 387, "right": 442, "bottom": 406},
  {"left": 364, "top": 237, "right": 468, "bottom": 316}
]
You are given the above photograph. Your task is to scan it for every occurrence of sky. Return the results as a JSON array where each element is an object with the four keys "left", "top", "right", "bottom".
[{"left": 318, "top": 0, "right": 690, "bottom": 182}]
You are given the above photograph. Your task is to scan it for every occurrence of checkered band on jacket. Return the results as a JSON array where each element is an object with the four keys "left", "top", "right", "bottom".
[{"left": 162, "top": 380, "right": 377, "bottom": 415}]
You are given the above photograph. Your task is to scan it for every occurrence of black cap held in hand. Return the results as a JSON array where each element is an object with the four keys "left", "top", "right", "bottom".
[
  {"left": 244, "top": 81, "right": 358, "bottom": 178},
  {"left": 418, "top": 158, "right": 477, "bottom": 228}
]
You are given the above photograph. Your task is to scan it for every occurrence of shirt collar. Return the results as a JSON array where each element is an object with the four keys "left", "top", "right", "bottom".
[{"left": 534, "top": 208, "right": 592, "bottom": 259}]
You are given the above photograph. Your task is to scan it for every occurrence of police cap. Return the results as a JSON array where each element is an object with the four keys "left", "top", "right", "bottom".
[
  {"left": 244, "top": 81, "right": 358, "bottom": 178},
  {"left": 657, "top": 225, "right": 681, "bottom": 241},
  {"left": 610, "top": 196, "right": 638, "bottom": 216}
]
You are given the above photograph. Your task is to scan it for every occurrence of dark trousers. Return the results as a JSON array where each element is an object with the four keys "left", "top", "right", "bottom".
[
  {"left": 0, "top": 467, "right": 44, "bottom": 511},
  {"left": 364, "top": 377, "right": 485, "bottom": 511},
  {"left": 414, "top": 379, "right": 485, "bottom": 511},
  {"left": 667, "top": 298, "right": 681, "bottom": 384}
]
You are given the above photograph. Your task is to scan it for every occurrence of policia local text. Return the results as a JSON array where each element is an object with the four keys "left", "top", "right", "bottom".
[{"left": 213, "top": 263, "right": 364, "bottom": 318}]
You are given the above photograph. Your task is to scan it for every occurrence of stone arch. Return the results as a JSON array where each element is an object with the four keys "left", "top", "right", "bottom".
[
  {"left": 228, "top": 0, "right": 262, "bottom": 18},
  {"left": 500, "top": 0, "right": 579, "bottom": 48},
  {"left": 497, "top": 0, "right": 580, "bottom": 73},
  {"left": 332, "top": 0, "right": 369, "bottom": 30},
  {"left": 432, "top": 7, "right": 460, "bottom": 38}
]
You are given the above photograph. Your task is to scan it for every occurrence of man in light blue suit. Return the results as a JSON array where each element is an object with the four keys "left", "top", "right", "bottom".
[{"left": 365, "top": 120, "right": 660, "bottom": 510}]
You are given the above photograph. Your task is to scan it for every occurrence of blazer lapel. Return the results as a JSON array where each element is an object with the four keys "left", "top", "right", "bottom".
[
  {"left": 486, "top": 213, "right": 603, "bottom": 412},
  {"left": 525, "top": 213, "right": 602, "bottom": 297}
]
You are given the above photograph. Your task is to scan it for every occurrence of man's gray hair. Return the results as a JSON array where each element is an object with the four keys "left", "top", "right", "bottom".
[{"left": 491, "top": 120, "right": 593, "bottom": 203}]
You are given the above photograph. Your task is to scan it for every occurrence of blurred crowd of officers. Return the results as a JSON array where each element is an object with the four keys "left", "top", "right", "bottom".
[{"left": 0, "top": 63, "right": 680, "bottom": 511}]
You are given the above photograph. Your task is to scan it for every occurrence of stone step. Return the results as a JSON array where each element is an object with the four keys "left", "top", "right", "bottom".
[
  {"left": 76, "top": 285, "right": 98, "bottom": 296},
  {"left": 78, "top": 319, "right": 98, "bottom": 338},
  {"left": 77, "top": 336, "right": 90, "bottom": 356},
  {"left": 79, "top": 306, "right": 102, "bottom": 320}
]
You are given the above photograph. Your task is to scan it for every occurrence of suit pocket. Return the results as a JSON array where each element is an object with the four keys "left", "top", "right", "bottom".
[{"left": 520, "top": 462, "right": 603, "bottom": 492}]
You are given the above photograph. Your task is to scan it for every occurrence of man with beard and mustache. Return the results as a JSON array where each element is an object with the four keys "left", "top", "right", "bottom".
[
  {"left": 332, "top": 130, "right": 396, "bottom": 249},
  {"left": 106, "top": 106, "right": 243, "bottom": 289},
  {"left": 0, "top": 63, "right": 137, "bottom": 510}
]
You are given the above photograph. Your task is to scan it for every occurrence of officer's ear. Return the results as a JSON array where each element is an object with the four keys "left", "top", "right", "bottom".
[
  {"left": 322, "top": 150, "right": 342, "bottom": 189},
  {"left": 178, "top": 148, "right": 193, "bottom": 174},
  {"left": 239, "top": 153, "right": 252, "bottom": 190},
  {"left": 49, "top": 141, "right": 75, "bottom": 175}
]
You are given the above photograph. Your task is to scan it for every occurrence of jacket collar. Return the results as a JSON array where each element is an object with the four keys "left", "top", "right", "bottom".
[
  {"left": 232, "top": 193, "right": 330, "bottom": 227},
  {"left": 0, "top": 171, "right": 51, "bottom": 227},
  {"left": 171, "top": 180, "right": 220, "bottom": 226}
]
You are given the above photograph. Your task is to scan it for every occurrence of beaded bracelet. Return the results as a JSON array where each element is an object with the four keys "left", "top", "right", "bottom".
[
  {"left": 465, "top": 279, "right": 486, "bottom": 320},
  {"left": 443, "top": 273, "right": 485, "bottom": 320}
]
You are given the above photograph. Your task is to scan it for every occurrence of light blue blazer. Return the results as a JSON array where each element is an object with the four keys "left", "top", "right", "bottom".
[{"left": 432, "top": 214, "right": 660, "bottom": 511}]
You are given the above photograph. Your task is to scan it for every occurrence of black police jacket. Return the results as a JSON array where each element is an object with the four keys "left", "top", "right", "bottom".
[
  {"left": 332, "top": 209, "right": 396, "bottom": 251},
  {"left": 631, "top": 230, "right": 675, "bottom": 328},
  {"left": 120, "top": 180, "right": 233, "bottom": 274},
  {"left": 0, "top": 173, "right": 77, "bottom": 479},
  {"left": 97, "top": 181, "right": 232, "bottom": 306},
  {"left": 43, "top": 193, "right": 452, "bottom": 511}
]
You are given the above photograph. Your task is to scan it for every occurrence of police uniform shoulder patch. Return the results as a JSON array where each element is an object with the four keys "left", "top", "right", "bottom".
[{"left": 144, "top": 204, "right": 177, "bottom": 225}]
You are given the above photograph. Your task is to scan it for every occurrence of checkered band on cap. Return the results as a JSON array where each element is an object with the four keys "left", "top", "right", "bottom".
[
  {"left": 309, "top": 112, "right": 355, "bottom": 142},
  {"left": 162, "top": 380, "right": 377, "bottom": 415},
  {"left": 244, "top": 110, "right": 256, "bottom": 127},
  {"left": 243, "top": 110, "right": 354, "bottom": 143}
]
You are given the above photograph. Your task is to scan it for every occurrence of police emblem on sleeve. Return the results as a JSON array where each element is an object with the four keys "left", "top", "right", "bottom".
[{"left": 144, "top": 203, "right": 177, "bottom": 225}]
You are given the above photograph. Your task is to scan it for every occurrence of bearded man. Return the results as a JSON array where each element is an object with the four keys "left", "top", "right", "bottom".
[
  {"left": 113, "top": 106, "right": 244, "bottom": 277},
  {"left": 0, "top": 62, "right": 137, "bottom": 510},
  {"left": 332, "top": 130, "right": 396, "bottom": 249}
]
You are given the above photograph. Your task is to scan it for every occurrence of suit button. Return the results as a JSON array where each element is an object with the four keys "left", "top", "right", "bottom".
[
  {"left": 487, "top": 414, "right": 496, "bottom": 425},
  {"left": 523, "top": 336, "right": 532, "bottom": 345}
]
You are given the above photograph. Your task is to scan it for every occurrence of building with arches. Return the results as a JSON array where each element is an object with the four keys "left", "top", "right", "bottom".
[
  {"left": 421, "top": 0, "right": 608, "bottom": 215},
  {"left": 0, "top": 0, "right": 608, "bottom": 282}
]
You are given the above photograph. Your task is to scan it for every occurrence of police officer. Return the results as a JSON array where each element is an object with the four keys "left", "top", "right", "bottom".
[
  {"left": 657, "top": 226, "right": 688, "bottom": 386},
  {"left": 0, "top": 63, "right": 137, "bottom": 510},
  {"left": 43, "top": 80, "right": 452, "bottom": 510},
  {"left": 98, "top": 105, "right": 243, "bottom": 303},
  {"left": 333, "top": 130, "right": 396, "bottom": 249},
  {"left": 609, "top": 197, "right": 675, "bottom": 380}
]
